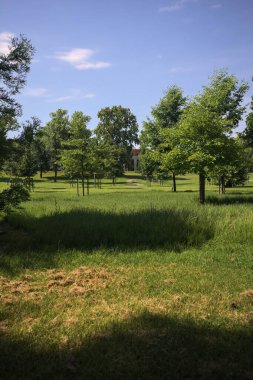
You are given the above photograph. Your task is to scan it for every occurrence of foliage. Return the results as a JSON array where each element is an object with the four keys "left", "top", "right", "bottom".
[
  {"left": 210, "top": 137, "right": 249, "bottom": 190},
  {"left": 43, "top": 109, "right": 70, "bottom": 181},
  {"left": 0, "top": 183, "right": 30, "bottom": 212},
  {"left": 17, "top": 117, "right": 41, "bottom": 178},
  {"left": 140, "top": 86, "right": 186, "bottom": 151},
  {"left": 241, "top": 78, "right": 253, "bottom": 148},
  {"left": 95, "top": 106, "right": 139, "bottom": 175},
  {"left": 140, "top": 86, "right": 186, "bottom": 186},
  {"left": 34, "top": 130, "right": 51, "bottom": 178},
  {"left": 92, "top": 139, "right": 126, "bottom": 179},
  {"left": 170, "top": 69, "right": 249, "bottom": 202},
  {"left": 61, "top": 111, "right": 92, "bottom": 195},
  {"left": 138, "top": 149, "right": 158, "bottom": 177},
  {"left": 0, "top": 34, "right": 34, "bottom": 168}
]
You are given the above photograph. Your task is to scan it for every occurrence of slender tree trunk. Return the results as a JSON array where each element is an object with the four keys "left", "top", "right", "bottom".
[
  {"left": 172, "top": 172, "right": 176, "bottom": 192},
  {"left": 221, "top": 175, "right": 225, "bottom": 194},
  {"left": 199, "top": 172, "right": 205, "bottom": 204},
  {"left": 81, "top": 161, "right": 85, "bottom": 196},
  {"left": 81, "top": 176, "right": 85, "bottom": 196},
  {"left": 54, "top": 164, "right": 57, "bottom": 182},
  {"left": 77, "top": 178, "right": 79, "bottom": 196},
  {"left": 87, "top": 177, "right": 89, "bottom": 195},
  {"left": 40, "top": 165, "right": 43, "bottom": 179}
]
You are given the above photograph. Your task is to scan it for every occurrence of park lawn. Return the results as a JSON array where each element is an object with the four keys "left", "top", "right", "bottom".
[{"left": 0, "top": 172, "right": 253, "bottom": 379}]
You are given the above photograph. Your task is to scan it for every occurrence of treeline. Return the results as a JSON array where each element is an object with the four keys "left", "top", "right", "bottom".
[
  {"left": 1, "top": 35, "right": 253, "bottom": 205},
  {"left": 4, "top": 106, "right": 139, "bottom": 196}
]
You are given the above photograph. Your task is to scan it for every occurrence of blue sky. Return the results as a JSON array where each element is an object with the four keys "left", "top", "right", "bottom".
[{"left": 0, "top": 0, "right": 252, "bottom": 132}]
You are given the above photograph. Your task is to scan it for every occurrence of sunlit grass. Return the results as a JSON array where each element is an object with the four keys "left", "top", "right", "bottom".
[{"left": 0, "top": 171, "right": 253, "bottom": 379}]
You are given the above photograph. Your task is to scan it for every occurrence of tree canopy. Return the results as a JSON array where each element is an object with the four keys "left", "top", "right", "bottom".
[{"left": 0, "top": 34, "right": 34, "bottom": 168}]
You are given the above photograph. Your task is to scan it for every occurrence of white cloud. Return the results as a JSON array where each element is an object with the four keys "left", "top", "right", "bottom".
[
  {"left": 25, "top": 88, "right": 48, "bottom": 97},
  {"left": 159, "top": 0, "right": 197, "bottom": 12},
  {"left": 0, "top": 31, "right": 14, "bottom": 54},
  {"left": 56, "top": 48, "right": 93, "bottom": 64},
  {"left": 55, "top": 48, "right": 111, "bottom": 70},
  {"left": 47, "top": 90, "right": 95, "bottom": 103}
]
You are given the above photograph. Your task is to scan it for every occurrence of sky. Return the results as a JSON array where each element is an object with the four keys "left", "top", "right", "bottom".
[{"left": 0, "top": 0, "right": 252, "bottom": 133}]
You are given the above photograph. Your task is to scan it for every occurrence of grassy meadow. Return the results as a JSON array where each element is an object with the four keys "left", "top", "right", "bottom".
[{"left": 0, "top": 172, "right": 253, "bottom": 379}]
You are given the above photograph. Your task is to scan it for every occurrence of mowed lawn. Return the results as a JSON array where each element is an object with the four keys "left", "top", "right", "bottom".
[{"left": 0, "top": 172, "right": 253, "bottom": 379}]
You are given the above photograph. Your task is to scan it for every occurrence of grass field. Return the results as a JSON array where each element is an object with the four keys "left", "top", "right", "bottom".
[{"left": 0, "top": 172, "right": 253, "bottom": 379}]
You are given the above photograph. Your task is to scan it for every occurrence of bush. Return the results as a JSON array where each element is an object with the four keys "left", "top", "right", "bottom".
[{"left": 0, "top": 184, "right": 30, "bottom": 212}]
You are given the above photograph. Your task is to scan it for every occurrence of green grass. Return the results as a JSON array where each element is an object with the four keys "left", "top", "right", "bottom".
[{"left": 0, "top": 172, "right": 253, "bottom": 379}]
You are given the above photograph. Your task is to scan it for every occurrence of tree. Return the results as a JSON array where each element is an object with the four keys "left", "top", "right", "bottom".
[
  {"left": 159, "top": 130, "right": 189, "bottom": 192},
  {"left": 43, "top": 109, "right": 70, "bottom": 182},
  {"left": 210, "top": 137, "right": 249, "bottom": 193},
  {"left": 61, "top": 111, "right": 92, "bottom": 196},
  {"left": 17, "top": 117, "right": 41, "bottom": 179},
  {"left": 171, "top": 70, "right": 249, "bottom": 203},
  {"left": 92, "top": 139, "right": 125, "bottom": 183},
  {"left": 139, "top": 150, "right": 158, "bottom": 182},
  {"left": 140, "top": 86, "right": 186, "bottom": 189},
  {"left": 3, "top": 117, "right": 43, "bottom": 183},
  {"left": 0, "top": 34, "right": 34, "bottom": 168},
  {"left": 34, "top": 130, "right": 50, "bottom": 179},
  {"left": 95, "top": 106, "right": 139, "bottom": 176},
  {"left": 0, "top": 34, "right": 34, "bottom": 211}
]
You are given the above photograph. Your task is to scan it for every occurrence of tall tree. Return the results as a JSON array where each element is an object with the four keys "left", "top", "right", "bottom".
[
  {"left": 34, "top": 130, "right": 50, "bottom": 178},
  {"left": 61, "top": 111, "right": 92, "bottom": 196},
  {"left": 4, "top": 117, "right": 41, "bottom": 181},
  {"left": 171, "top": 70, "right": 249, "bottom": 203},
  {"left": 43, "top": 109, "right": 70, "bottom": 182},
  {"left": 0, "top": 34, "right": 34, "bottom": 167},
  {"left": 140, "top": 86, "right": 186, "bottom": 189},
  {"left": 18, "top": 117, "right": 41, "bottom": 179},
  {"left": 95, "top": 106, "right": 139, "bottom": 176}
]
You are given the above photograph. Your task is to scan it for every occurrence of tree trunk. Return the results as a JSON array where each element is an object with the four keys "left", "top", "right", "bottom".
[
  {"left": 87, "top": 178, "right": 89, "bottom": 196},
  {"left": 199, "top": 172, "right": 205, "bottom": 204},
  {"left": 54, "top": 164, "right": 57, "bottom": 182},
  {"left": 81, "top": 176, "right": 85, "bottom": 196},
  {"left": 40, "top": 165, "right": 43, "bottom": 179},
  {"left": 77, "top": 178, "right": 79, "bottom": 196},
  {"left": 221, "top": 175, "right": 225, "bottom": 194},
  {"left": 172, "top": 172, "right": 176, "bottom": 192}
]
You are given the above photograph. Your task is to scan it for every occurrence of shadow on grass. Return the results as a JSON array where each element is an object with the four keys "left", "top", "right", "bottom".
[
  {"left": 3, "top": 208, "right": 214, "bottom": 253},
  {"left": 206, "top": 195, "right": 253, "bottom": 205},
  {"left": 0, "top": 311, "right": 252, "bottom": 380}
]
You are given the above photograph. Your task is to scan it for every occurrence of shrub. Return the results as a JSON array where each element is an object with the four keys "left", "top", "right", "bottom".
[{"left": 0, "top": 184, "right": 30, "bottom": 212}]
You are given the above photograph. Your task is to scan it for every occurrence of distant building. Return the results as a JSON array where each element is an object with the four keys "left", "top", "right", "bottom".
[{"left": 132, "top": 148, "right": 140, "bottom": 171}]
